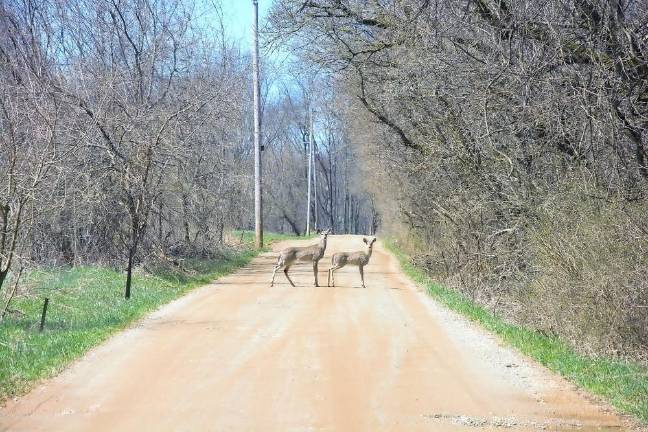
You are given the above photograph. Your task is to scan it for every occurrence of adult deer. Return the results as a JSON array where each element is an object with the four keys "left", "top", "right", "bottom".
[
  {"left": 328, "top": 237, "right": 377, "bottom": 288},
  {"left": 270, "top": 229, "right": 332, "bottom": 287}
]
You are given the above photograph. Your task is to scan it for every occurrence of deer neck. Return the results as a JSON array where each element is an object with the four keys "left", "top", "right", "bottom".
[{"left": 318, "top": 236, "right": 328, "bottom": 253}]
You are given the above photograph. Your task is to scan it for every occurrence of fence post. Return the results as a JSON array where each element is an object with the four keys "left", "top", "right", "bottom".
[{"left": 39, "top": 298, "right": 49, "bottom": 332}]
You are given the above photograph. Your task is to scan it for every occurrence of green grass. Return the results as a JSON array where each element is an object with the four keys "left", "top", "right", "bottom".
[
  {"left": 0, "top": 233, "right": 301, "bottom": 402},
  {"left": 386, "top": 241, "right": 648, "bottom": 424}
]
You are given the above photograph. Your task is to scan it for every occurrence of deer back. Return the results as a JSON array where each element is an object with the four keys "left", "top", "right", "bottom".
[
  {"left": 331, "top": 252, "right": 349, "bottom": 267},
  {"left": 334, "top": 251, "right": 368, "bottom": 267},
  {"left": 295, "top": 243, "right": 322, "bottom": 261},
  {"left": 280, "top": 240, "right": 326, "bottom": 264}
]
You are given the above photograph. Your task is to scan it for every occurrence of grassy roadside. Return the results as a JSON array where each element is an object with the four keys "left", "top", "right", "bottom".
[
  {"left": 385, "top": 241, "right": 648, "bottom": 424},
  {"left": 0, "top": 232, "right": 296, "bottom": 403}
]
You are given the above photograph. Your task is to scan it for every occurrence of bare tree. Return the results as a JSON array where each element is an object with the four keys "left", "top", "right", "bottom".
[
  {"left": 0, "top": 3, "right": 65, "bottom": 300},
  {"left": 266, "top": 0, "right": 648, "bottom": 358}
]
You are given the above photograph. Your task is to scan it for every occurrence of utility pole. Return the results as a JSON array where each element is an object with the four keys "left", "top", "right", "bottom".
[
  {"left": 305, "top": 105, "right": 312, "bottom": 236},
  {"left": 252, "top": 0, "right": 263, "bottom": 248},
  {"left": 312, "top": 108, "right": 318, "bottom": 231}
]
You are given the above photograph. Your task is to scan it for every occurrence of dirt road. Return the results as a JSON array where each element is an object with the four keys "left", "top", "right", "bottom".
[{"left": 0, "top": 235, "right": 627, "bottom": 431}]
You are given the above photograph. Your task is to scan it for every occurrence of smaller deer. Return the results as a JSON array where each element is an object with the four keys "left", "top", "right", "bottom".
[
  {"left": 328, "top": 237, "right": 377, "bottom": 288},
  {"left": 270, "top": 229, "right": 332, "bottom": 287}
]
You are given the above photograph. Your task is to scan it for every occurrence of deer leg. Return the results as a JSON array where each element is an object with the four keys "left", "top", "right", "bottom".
[
  {"left": 270, "top": 260, "right": 282, "bottom": 287},
  {"left": 313, "top": 261, "right": 319, "bottom": 287},
  {"left": 360, "top": 265, "right": 366, "bottom": 288},
  {"left": 284, "top": 266, "right": 296, "bottom": 287},
  {"left": 329, "top": 265, "right": 342, "bottom": 287}
]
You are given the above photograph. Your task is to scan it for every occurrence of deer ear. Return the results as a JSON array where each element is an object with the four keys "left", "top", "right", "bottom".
[
  {"left": 363, "top": 238, "right": 368, "bottom": 244},
  {"left": 316, "top": 229, "right": 321, "bottom": 234}
]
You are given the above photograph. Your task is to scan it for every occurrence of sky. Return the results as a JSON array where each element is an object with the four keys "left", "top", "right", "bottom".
[
  {"left": 216, "top": 0, "right": 301, "bottom": 100},
  {"left": 219, "top": 0, "right": 273, "bottom": 46},
  {"left": 196, "top": 0, "right": 307, "bottom": 103}
]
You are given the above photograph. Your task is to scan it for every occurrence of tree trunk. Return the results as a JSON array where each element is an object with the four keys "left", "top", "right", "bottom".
[
  {"left": 158, "top": 201, "right": 164, "bottom": 246},
  {"left": 283, "top": 211, "right": 301, "bottom": 236},
  {"left": 0, "top": 270, "right": 7, "bottom": 294},
  {"left": 328, "top": 150, "right": 335, "bottom": 230},
  {"left": 218, "top": 219, "right": 224, "bottom": 244},
  {"left": 182, "top": 193, "right": 191, "bottom": 244}
]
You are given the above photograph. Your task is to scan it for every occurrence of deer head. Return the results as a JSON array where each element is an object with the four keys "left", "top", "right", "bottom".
[
  {"left": 317, "top": 228, "right": 332, "bottom": 239},
  {"left": 363, "top": 237, "right": 377, "bottom": 252}
]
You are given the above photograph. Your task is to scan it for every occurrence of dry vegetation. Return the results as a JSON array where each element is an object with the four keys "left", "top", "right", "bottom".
[
  {"left": 0, "top": 0, "right": 373, "bottom": 309},
  {"left": 0, "top": 0, "right": 646, "bottom": 420},
  {"left": 267, "top": 0, "right": 648, "bottom": 361}
]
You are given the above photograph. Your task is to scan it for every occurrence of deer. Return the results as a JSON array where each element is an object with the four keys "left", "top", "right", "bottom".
[
  {"left": 328, "top": 237, "right": 377, "bottom": 288},
  {"left": 270, "top": 228, "right": 332, "bottom": 287}
]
